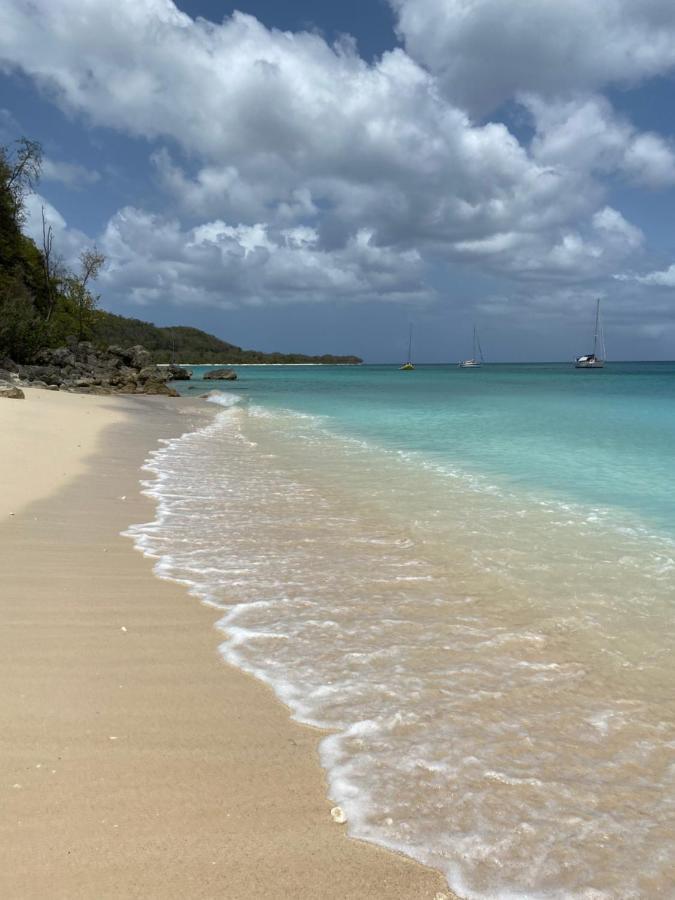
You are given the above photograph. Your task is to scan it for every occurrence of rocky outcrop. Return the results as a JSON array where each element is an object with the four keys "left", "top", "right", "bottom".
[
  {"left": 0, "top": 386, "right": 25, "bottom": 399},
  {"left": 8, "top": 342, "right": 180, "bottom": 397},
  {"left": 167, "top": 364, "right": 191, "bottom": 381},
  {"left": 203, "top": 368, "right": 238, "bottom": 381}
]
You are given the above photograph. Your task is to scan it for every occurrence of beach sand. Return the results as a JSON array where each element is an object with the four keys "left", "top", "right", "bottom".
[{"left": 0, "top": 389, "right": 453, "bottom": 899}]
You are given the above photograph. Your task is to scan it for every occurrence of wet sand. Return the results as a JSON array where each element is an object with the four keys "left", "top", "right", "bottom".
[{"left": 0, "top": 389, "right": 453, "bottom": 899}]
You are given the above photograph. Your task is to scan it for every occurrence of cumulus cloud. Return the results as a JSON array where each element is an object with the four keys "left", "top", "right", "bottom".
[
  {"left": 390, "top": 0, "right": 675, "bottom": 113},
  {"left": 525, "top": 95, "right": 675, "bottom": 188},
  {"left": 22, "top": 192, "right": 91, "bottom": 267},
  {"left": 0, "top": 0, "right": 661, "bottom": 312},
  {"left": 97, "top": 206, "right": 432, "bottom": 308},
  {"left": 620, "top": 264, "right": 675, "bottom": 287}
]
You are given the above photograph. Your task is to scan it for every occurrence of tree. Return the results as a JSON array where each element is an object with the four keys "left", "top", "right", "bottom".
[
  {"left": 2, "top": 138, "right": 42, "bottom": 222},
  {"left": 40, "top": 205, "right": 63, "bottom": 322},
  {"left": 65, "top": 247, "right": 105, "bottom": 341}
]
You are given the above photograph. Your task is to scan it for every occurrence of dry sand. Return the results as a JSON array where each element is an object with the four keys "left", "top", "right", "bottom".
[{"left": 0, "top": 389, "right": 454, "bottom": 899}]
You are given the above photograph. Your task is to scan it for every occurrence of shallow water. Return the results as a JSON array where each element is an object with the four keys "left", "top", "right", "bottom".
[{"left": 129, "top": 364, "right": 675, "bottom": 898}]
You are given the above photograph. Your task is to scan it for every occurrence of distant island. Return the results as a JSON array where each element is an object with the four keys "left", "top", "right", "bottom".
[{"left": 93, "top": 312, "right": 362, "bottom": 366}]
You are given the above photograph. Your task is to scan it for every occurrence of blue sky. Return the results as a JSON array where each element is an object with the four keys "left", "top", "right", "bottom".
[{"left": 1, "top": 0, "right": 674, "bottom": 361}]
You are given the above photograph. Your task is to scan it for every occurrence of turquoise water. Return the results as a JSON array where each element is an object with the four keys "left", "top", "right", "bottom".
[
  {"left": 130, "top": 362, "right": 675, "bottom": 898},
  {"left": 182, "top": 362, "right": 675, "bottom": 536}
]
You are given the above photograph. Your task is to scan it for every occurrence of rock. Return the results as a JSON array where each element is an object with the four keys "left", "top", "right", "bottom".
[
  {"left": 0, "top": 386, "right": 25, "bottom": 399},
  {"left": 167, "top": 364, "right": 191, "bottom": 381},
  {"left": 203, "top": 368, "right": 238, "bottom": 381},
  {"left": 137, "top": 365, "right": 170, "bottom": 384},
  {"left": 7, "top": 342, "right": 181, "bottom": 398},
  {"left": 35, "top": 346, "right": 76, "bottom": 367},
  {"left": 106, "top": 345, "right": 134, "bottom": 365},
  {"left": 127, "top": 345, "right": 152, "bottom": 369},
  {"left": 141, "top": 381, "right": 180, "bottom": 396}
]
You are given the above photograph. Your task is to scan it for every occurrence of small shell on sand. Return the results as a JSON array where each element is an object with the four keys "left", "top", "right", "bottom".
[
  {"left": 434, "top": 894, "right": 450, "bottom": 900},
  {"left": 330, "top": 806, "right": 347, "bottom": 824}
]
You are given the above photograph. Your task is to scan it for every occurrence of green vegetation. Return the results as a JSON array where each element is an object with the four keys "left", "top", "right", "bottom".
[
  {"left": 0, "top": 138, "right": 103, "bottom": 361},
  {"left": 0, "top": 136, "right": 361, "bottom": 365},
  {"left": 93, "top": 312, "right": 362, "bottom": 364}
]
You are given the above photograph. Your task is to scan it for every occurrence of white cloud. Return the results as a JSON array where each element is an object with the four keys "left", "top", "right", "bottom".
[
  {"left": 41, "top": 157, "right": 100, "bottom": 188},
  {"left": 0, "top": 0, "right": 660, "bottom": 311},
  {"left": 525, "top": 95, "right": 675, "bottom": 189},
  {"left": 624, "top": 264, "right": 675, "bottom": 287},
  {"left": 23, "top": 193, "right": 90, "bottom": 267},
  {"left": 390, "top": 0, "right": 675, "bottom": 113},
  {"left": 97, "top": 206, "right": 432, "bottom": 308}
]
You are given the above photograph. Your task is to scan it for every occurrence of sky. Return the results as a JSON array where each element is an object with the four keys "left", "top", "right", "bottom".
[{"left": 1, "top": 0, "right": 675, "bottom": 362}]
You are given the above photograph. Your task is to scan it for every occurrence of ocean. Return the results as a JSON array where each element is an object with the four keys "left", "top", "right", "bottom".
[{"left": 127, "top": 362, "right": 675, "bottom": 899}]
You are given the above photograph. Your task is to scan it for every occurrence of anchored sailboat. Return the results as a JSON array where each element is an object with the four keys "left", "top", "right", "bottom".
[
  {"left": 400, "top": 325, "right": 415, "bottom": 370},
  {"left": 459, "top": 326, "right": 484, "bottom": 368},
  {"left": 575, "top": 299, "right": 605, "bottom": 369}
]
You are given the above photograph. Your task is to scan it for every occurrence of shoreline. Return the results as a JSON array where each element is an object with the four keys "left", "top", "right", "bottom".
[{"left": 0, "top": 389, "right": 452, "bottom": 899}]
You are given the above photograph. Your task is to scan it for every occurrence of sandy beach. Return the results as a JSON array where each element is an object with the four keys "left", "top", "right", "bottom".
[{"left": 0, "top": 389, "right": 452, "bottom": 899}]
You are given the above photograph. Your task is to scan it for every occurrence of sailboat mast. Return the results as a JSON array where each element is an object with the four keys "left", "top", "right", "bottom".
[
  {"left": 408, "top": 324, "right": 413, "bottom": 363},
  {"left": 593, "top": 299, "right": 600, "bottom": 357}
]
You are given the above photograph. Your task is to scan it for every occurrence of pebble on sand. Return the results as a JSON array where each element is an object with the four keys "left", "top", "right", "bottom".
[{"left": 330, "top": 806, "right": 347, "bottom": 824}]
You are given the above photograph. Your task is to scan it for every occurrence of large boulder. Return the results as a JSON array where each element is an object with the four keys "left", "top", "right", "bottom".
[
  {"left": 203, "top": 368, "right": 238, "bottom": 381},
  {"left": 141, "top": 381, "right": 180, "bottom": 397},
  {"left": 137, "top": 365, "right": 170, "bottom": 384},
  {"left": 127, "top": 345, "right": 152, "bottom": 369},
  {"left": 23, "top": 365, "right": 64, "bottom": 386},
  {"left": 35, "top": 346, "right": 76, "bottom": 367},
  {"left": 167, "top": 364, "right": 191, "bottom": 381},
  {"left": 0, "top": 386, "right": 25, "bottom": 399}
]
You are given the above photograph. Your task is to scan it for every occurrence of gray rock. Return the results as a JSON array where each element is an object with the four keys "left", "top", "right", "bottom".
[
  {"left": 138, "top": 366, "right": 170, "bottom": 384},
  {"left": 0, "top": 386, "right": 25, "bottom": 399},
  {"left": 167, "top": 364, "right": 191, "bottom": 381},
  {"left": 127, "top": 345, "right": 152, "bottom": 369},
  {"left": 141, "top": 381, "right": 180, "bottom": 396},
  {"left": 203, "top": 368, "right": 238, "bottom": 381}
]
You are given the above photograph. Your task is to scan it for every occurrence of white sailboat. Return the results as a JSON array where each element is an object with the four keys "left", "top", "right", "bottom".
[
  {"left": 400, "top": 324, "right": 415, "bottom": 370},
  {"left": 575, "top": 299, "right": 606, "bottom": 369},
  {"left": 459, "top": 326, "right": 484, "bottom": 368}
]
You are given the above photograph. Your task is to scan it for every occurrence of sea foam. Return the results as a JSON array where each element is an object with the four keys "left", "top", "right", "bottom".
[{"left": 126, "top": 398, "right": 675, "bottom": 899}]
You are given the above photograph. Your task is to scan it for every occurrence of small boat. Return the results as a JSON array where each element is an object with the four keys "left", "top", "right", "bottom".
[
  {"left": 459, "top": 326, "right": 484, "bottom": 368},
  {"left": 400, "top": 325, "right": 415, "bottom": 370},
  {"left": 575, "top": 299, "right": 605, "bottom": 369}
]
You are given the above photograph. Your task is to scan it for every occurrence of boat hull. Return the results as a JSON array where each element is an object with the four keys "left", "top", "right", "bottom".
[
  {"left": 575, "top": 358, "right": 604, "bottom": 369},
  {"left": 458, "top": 360, "right": 481, "bottom": 368}
]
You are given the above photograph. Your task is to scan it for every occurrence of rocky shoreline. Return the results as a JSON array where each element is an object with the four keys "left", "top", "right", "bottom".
[{"left": 0, "top": 340, "right": 189, "bottom": 397}]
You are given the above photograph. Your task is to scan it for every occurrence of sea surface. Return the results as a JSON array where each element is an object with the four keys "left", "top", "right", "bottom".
[{"left": 128, "top": 363, "right": 675, "bottom": 899}]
